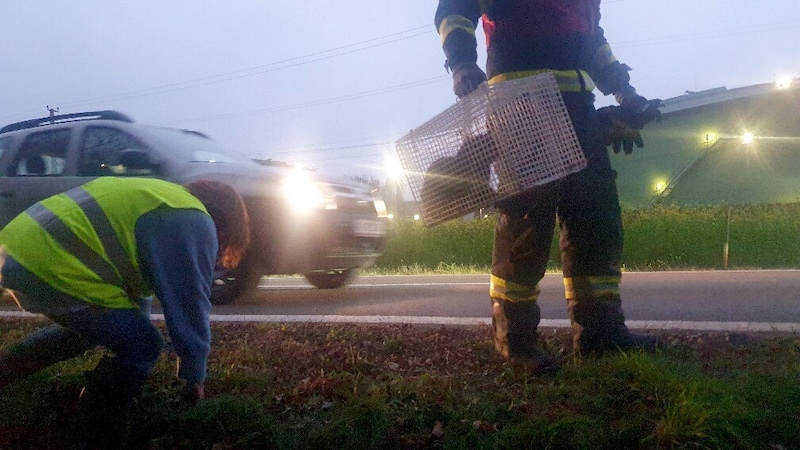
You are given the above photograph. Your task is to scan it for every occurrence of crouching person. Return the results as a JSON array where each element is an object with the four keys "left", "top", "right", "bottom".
[{"left": 0, "top": 177, "right": 250, "bottom": 448}]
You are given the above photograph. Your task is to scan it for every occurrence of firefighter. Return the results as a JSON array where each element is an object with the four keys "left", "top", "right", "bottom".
[
  {"left": 0, "top": 177, "right": 250, "bottom": 447},
  {"left": 435, "top": 0, "right": 662, "bottom": 371}
]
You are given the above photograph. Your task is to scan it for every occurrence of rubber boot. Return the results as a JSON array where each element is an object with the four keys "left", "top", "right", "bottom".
[
  {"left": 492, "top": 298, "right": 560, "bottom": 374},
  {"left": 0, "top": 324, "right": 91, "bottom": 390},
  {"left": 568, "top": 297, "right": 657, "bottom": 355},
  {"left": 71, "top": 355, "right": 148, "bottom": 449}
]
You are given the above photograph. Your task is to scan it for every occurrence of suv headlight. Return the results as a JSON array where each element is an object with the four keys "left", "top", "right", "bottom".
[{"left": 282, "top": 170, "right": 336, "bottom": 213}]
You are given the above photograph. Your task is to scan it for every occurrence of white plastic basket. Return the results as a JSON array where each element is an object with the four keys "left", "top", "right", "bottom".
[{"left": 396, "top": 73, "right": 587, "bottom": 227}]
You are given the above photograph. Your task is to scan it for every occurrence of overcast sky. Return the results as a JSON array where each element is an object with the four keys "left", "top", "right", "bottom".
[{"left": 2, "top": 1, "right": 799, "bottom": 180}]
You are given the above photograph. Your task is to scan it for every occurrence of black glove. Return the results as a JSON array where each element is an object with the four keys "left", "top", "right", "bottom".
[
  {"left": 597, "top": 95, "right": 663, "bottom": 154},
  {"left": 618, "top": 94, "right": 663, "bottom": 129},
  {"left": 449, "top": 61, "right": 487, "bottom": 99}
]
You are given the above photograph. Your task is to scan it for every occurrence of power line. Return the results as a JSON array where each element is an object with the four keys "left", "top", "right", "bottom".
[
  {"left": 172, "top": 18, "right": 800, "bottom": 167},
  {"left": 29, "top": 25, "right": 435, "bottom": 113},
  {"left": 162, "top": 19, "right": 800, "bottom": 128},
  {"left": 614, "top": 20, "right": 800, "bottom": 49},
  {"left": 8, "top": 17, "right": 797, "bottom": 123},
  {"left": 158, "top": 75, "right": 449, "bottom": 126},
  {"left": 260, "top": 142, "right": 390, "bottom": 160}
]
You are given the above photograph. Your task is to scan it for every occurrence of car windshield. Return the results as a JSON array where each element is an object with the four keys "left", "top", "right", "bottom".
[{"left": 137, "top": 126, "right": 251, "bottom": 164}]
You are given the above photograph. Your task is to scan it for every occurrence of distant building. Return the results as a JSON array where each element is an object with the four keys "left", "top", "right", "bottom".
[
  {"left": 613, "top": 77, "right": 800, "bottom": 208},
  {"left": 402, "top": 78, "right": 800, "bottom": 220}
]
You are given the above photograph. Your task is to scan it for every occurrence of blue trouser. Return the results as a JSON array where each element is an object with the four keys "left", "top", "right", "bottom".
[{"left": 0, "top": 255, "right": 163, "bottom": 386}]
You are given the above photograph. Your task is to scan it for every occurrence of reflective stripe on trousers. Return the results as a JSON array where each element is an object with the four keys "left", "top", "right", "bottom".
[
  {"left": 489, "top": 274, "right": 540, "bottom": 303},
  {"left": 564, "top": 275, "right": 621, "bottom": 301}
]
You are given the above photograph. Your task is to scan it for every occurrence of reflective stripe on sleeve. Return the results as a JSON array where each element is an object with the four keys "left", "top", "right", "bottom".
[
  {"left": 593, "top": 43, "right": 618, "bottom": 69},
  {"left": 438, "top": 15, "right": 476, "bottom": 45},
  {"left": 563, "top": 275, "right": 621, "bottom": 300},
  {"left": 489, "top": 69, "right": 596, "bottom": 93},
  {"left": 490, "top": 274, "right": 540, "bottom": 303}
]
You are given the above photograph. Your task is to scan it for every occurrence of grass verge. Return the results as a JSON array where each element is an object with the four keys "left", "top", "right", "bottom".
[{"left": 1, "top": 318, "right": 799, "bottom": 449}]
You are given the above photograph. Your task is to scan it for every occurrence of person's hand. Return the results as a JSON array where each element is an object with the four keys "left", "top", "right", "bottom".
[
  {"left": 596, "top": 106, "right": 643, "bottom": 154},
  {"left": 182, "top": 381, "right": 205, "bottom": 406},
  {"left": 450, "top": 62, "right": 487, "bottom": 98},
  {"left": 597, "top": 96, "right": 662, "bottom": 154},
  {"left": 618, "top": 94, "right": 663, "bottom": 129}
]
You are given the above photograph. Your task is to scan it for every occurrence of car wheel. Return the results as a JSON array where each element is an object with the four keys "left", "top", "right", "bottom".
[
  {"left": 211, "top": 265, "right": 262, "bottom": 305},
  {"left": 304, "top": 269, "right": 359, "bottom": 289}
]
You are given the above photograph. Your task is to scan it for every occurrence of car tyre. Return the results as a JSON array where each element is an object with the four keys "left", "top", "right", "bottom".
[
  {"left": 304, "top": 269, "right": 359, "bottom": 289},
  {"left": 211, "top": 263, "right": 262, "bottom": 305}
]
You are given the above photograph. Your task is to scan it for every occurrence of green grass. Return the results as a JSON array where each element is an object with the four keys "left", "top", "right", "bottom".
[
  {"left": 5, "top": 202, "right": 800, "bottom": 448},
  {"left": 377, "top": 218, "right": 497, "bottom": 272},
  {"left": 1, "top": 320, "right": 799, "bottom": 449},
  {"left": 375, "top": 203, "right": 800, "bottom": 272}
]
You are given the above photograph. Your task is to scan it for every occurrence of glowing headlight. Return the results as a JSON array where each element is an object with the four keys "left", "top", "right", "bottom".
[{"left": 282, "top": 170, "right": 334, "bottom": 212}]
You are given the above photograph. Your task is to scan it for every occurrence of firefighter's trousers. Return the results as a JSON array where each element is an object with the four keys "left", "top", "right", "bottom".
[{"left": 489, "top": 92, "right": 647, "bottom": 354}]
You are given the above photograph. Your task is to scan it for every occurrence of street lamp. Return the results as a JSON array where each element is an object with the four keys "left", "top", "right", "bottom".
[
  {"left": 653, "top": 178, "right": 667, "bottom": 195},
  {"left": 775, "top": 76, "right": 793, "bottom": 90},
  {"left": 703, "top": 131, "right": 718, "bottom": 147}
]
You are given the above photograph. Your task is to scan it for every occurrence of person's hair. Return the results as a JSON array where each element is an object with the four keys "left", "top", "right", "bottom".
[{"left": 184, "top": 180, "right": 250, "bottom": 270}]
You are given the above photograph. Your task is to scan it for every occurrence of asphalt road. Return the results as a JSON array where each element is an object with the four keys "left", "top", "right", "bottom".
[
  {"left": 208, "top": 270, "right": 800, "bottom": 329},
  {"left": 3, "top": 270, "right": 799, "bottom": 331}
]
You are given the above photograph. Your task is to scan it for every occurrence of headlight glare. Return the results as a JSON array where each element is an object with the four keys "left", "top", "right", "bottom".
[{"left": 282, "top": 171, "right": 334, "bottom": 212}]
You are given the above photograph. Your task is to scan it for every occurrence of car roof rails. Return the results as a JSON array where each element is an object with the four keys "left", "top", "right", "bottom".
[
  {"left": 0, "top": 110, "right": 133, "bottom": 134},
  {"left": 181, "top": 129, "right": 211, "bottom": 139}
]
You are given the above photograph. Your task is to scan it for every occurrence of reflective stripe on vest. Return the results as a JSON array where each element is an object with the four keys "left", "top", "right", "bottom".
[
  {"left": 26, "top": 186, "right": 137, "bottom": 299},
  {"left": 65, "top": 187, "right": 137, "bottom": 298}
]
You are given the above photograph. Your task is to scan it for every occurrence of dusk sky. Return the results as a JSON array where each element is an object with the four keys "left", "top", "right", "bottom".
[{"left": 3, "top": 1, "right": 799, "bottom": 180}]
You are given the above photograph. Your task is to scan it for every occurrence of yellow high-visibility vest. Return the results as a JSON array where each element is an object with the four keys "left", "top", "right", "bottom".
[{"left": 0, "top": 177, "right": 208, "bottom": 308}]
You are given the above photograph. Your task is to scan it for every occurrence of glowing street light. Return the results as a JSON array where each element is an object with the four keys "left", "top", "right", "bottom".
[
  {"left": 653, "top": 177, "right": 668, "bottom": 195},
  {"left": 776, "top": 76, "right": 793, "bottom": 90},
  {"left": 741, "top": 132, "right": 754, "bottom": 145},
  {"left": 703, "top": 131, "right": 718, "bottom": 146}
]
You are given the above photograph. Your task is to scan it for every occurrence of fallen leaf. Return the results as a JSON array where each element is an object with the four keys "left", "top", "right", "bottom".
[{"left": 431, "top": 421, "right": 444, "bottom": 438}]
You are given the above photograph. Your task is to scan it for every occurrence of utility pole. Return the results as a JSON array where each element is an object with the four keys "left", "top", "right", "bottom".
[
  {"left": 722, "top": 206, "right": 731, "bottom": 269},
  {"left": 47, "top": 105, "right": 59, "bottom": 123}
]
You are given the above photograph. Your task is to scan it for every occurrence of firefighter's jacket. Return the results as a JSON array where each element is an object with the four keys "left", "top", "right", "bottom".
[
  {"left": 435, "top": 0, "right": 633, "bottom": 95},
  {"left": 0, "top": 177, "right": 209, "bottom": 309}
]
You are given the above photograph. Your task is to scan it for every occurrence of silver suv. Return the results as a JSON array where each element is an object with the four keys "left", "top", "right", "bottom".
[{"left": 0, "top": 111, "right": 387, "bottom": 304}]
